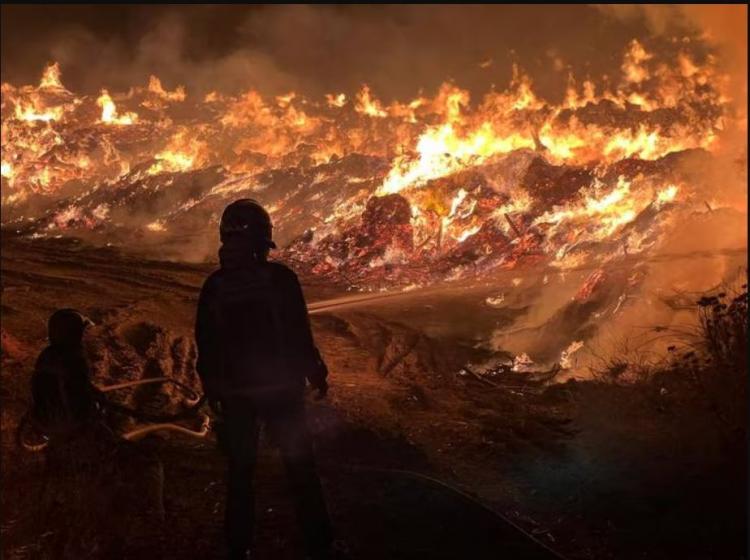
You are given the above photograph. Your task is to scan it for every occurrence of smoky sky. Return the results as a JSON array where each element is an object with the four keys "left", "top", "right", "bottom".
[{"left": 0, "top": 4, "right": 725, "bottom": 101}]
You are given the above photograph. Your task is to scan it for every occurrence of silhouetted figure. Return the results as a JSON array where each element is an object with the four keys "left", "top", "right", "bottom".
[
  {"left": 32, "top": 309, "right": 107, "bottom": 440},
  {"left": 196, "top": 199, "right": 333, "bottom": 560},
  {"left": 30, "top": 309, "right": 165, "bottom": 522}
]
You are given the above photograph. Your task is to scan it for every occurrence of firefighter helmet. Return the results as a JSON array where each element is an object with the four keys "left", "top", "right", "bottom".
[
  {"left": 219, "top": 199, "right": 276, "bottom": 248},
  {"left": 48, "top": 308, "right": 94, "bottom": 347}
]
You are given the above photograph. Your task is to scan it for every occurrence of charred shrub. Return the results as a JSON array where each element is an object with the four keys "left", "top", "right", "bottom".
[
  {"left": 690, "top": 287, "right": 748, "bottom": 446},
  {"left": 697, "top": 288, "right": 748, "bottom": 373}
]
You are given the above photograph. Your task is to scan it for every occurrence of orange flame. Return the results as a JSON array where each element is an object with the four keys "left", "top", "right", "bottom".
[
  {"left": 97, "top": 90, "right": 138, "bottom": 125},
  {"left": 39, "top": 63, "right": 64, "bottom": 90}
]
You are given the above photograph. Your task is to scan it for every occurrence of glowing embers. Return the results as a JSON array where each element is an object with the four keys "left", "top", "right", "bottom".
[
  {"left": 536, "top": 177, "right": 681, "bottom": 266},
  {"left": 146, "top": 220, "right": 167, "bottom": 232}
]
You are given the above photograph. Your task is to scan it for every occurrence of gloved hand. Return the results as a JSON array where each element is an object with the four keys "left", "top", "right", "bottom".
[
  {"left": 309, "top": 349, "right": 329, "bottom": 400},
  {"left": 312, "top": 378, "right": 329, "bottom": 400}
]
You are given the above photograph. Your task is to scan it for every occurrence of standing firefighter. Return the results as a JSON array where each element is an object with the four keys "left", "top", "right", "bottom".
[{"left": 196, "top": 199, "right": 333, "bottom": 560}]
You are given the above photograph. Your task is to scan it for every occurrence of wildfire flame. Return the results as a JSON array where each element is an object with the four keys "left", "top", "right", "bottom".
[
  {"left": 147, "top": 75, "right": 186, "bottom": 102},
  {"left": 97, "top": 90, "right": 138, "bottom": 125},
  {"left": 1, "top": 161, "right": 14, "bottom": 180},
  {"left": 0, "top": 37, "right": 735, "bottom": 277},
  {"left": 326, "top": 93, "right": 347, "bottom": 108},
  {"left": 13, "top": 100, "right": 64, "bottom": 123},
  {"left": 355, "top": 86, "right": 388, "bottom": 118},
  {"left": 147, "top": 129, "right": 208, "bottom": 175},
  {"left": 39, "top": 63, "right": 64, "bottom": 90}
]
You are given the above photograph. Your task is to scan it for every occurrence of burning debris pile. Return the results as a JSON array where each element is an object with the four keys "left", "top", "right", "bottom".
[{"left": 0, "top": 40, "right": 738, "bottom": 291}]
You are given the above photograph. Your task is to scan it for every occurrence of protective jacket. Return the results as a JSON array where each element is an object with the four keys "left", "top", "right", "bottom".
[{"left": 195, "top": 239, "right": 326, "bottom": 401}]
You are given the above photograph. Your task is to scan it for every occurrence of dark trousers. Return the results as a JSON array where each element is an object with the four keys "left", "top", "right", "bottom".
[{"left": 218, "top": 396, "right": 332, "bottom": 557}]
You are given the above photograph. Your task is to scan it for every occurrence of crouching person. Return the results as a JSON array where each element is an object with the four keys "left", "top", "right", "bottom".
[{"left": 30, "top": 308, "right": 165, "bottom": 546}]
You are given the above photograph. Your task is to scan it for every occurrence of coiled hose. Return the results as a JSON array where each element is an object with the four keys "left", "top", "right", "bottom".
[{"left": 16, "top": 377, "right": 209, "bottom": 451}]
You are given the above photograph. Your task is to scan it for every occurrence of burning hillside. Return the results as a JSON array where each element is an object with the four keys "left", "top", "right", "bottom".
[
  {"left": 1, "top": 38, "right": 746, "bottom": 333},
  {"left": 1, "top": 41, "right": 734, "bottom": 258}
]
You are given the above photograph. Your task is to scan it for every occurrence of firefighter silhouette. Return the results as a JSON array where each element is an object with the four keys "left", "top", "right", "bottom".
[
  {"left": 195, "top": 199, "right": 333, "bottom": 559},
  {"left": 30, "top": 309, "right": 165, "bottom": 529}
]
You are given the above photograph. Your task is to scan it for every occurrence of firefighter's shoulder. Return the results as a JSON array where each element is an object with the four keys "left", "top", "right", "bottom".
[{"left": 266, "top": 261, "right": 300, "bottom": 284}]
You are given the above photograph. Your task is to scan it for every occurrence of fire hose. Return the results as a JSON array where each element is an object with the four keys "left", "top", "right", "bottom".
[
  {"left": 326, "top": 463, "right": 567, "bottom": 560},
  {"left": 306, "top": 246, "right": 747, "bottom": 315},
  {"left": 16, "top": 377, "right": 210, "bottom": 452},
  {"left": 18, "top": 246, "right": 746, "bottom": 450}
]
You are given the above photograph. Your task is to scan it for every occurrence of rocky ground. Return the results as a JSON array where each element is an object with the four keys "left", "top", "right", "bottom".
[{"left": 1, "top": 234, "right": 746, "bottom": 559}]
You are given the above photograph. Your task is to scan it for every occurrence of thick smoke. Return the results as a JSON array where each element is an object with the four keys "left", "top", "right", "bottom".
[{"left": 0, "top": 5, "right": 697, "bottom": 100}]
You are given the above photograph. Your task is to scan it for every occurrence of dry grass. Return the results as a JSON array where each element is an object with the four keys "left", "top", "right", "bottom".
[{"left": 590, "top": 279, "right": 747, "bottom": 449}]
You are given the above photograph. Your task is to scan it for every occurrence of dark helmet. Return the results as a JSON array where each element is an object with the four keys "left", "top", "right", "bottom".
[
  {"left": 219, "top": 199, "right": 276, "bottom": 248},
  {"left": 48, "top": 308, "right": 94, "bottom": 347}
]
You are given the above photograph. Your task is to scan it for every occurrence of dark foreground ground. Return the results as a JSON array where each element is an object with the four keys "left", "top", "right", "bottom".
[{"left": 1, "top": 235, "right": 746, "bottom": 559}]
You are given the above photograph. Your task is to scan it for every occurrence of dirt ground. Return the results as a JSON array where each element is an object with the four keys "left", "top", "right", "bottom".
[{"left": 1, "top": 235, "right": 746, "bottom": 559}]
